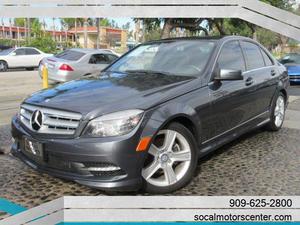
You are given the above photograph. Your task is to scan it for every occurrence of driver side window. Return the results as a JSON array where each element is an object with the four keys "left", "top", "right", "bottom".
[
  {"left": 14, "top": 49, "right": 26, "bottom": 56},
  {"left": 217, "top": 41, "right": 246, "bottom": 72}
]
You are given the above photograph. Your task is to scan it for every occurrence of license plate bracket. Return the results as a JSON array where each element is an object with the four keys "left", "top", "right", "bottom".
[{"left": 23, "top": 137, "right": 44, "bottom": 159}]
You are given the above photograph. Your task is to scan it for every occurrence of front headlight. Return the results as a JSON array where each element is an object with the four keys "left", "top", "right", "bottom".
[{"left": 83, "top": 110, "right": 144, "bottom": 137}]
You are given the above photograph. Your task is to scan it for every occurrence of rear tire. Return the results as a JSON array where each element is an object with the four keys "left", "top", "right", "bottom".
[
  {"left": 265, "top": 93, "right": 286, "bottom": 131},
  {"left": 142, "top": 122, "right": 198, "bottom": 194},
  {"left": 0, "top": 60, "right": 8, "bottom": 72}
]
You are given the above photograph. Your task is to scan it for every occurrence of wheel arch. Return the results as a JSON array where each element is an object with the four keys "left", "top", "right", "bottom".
[
  {"left": 0, "top": 59, "right": 8, "bottom": 68},
  {"left": 142, "top": 103, "right": 202, "bottom": 147},
  {"left": 270, "top": 79, "right": 289, "bottom": 110},
  {"left": 279, "top": 88, "right": 288, "bottom": 103}
]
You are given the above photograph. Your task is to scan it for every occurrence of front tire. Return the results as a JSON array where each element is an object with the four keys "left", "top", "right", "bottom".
[
  {"left": 142, "top": 122, "right": 198, "bottom": 194},
  {"left": 0, "top": 60, "right": 8, "bottom": 72},
  {"left": 265, "top": 93, "right": 286, "bottom": 131}
]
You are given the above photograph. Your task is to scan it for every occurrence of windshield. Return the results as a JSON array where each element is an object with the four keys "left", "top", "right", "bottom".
[
  {"left": 280, "top": 54, "right": 300, "bottom": 64},
  {"left": 107, "top": 40, "right": 216, "bottom": 77},
  {"left": 0, "top": 48, "right": 14, "bottom": 55}
]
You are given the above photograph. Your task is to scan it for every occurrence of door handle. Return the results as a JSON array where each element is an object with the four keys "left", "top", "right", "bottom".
[
  {"left": 271, "top": 70, "right": 276, "bottom": 76},
  {"left": 245, "top": 77, "right": 254, "bottom": 86}
]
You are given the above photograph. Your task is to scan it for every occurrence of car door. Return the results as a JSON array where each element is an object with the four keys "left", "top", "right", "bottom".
[
  {"left": 24, "top": 48, "right": 42, "bottom": 67},
  {"left": 204, "top": 40, "right": 254, "bottom": 141},
  {"left": 9, "top": 48, "right": 27, "bottom": 67},
  {"left": 240, "top": 41, "right": 278, "bottom": 116}
]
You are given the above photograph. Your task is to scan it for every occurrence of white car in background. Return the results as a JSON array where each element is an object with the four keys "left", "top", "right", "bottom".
[
  {"left": 0, "top": 47, "right": 53, "bottom": 72},
  {"left": 39, "top": 48, "right": 119, "bottom": 83}
]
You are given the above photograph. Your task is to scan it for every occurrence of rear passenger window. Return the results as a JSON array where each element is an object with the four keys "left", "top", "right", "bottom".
[
  {"left": 25, "top": 48, "right": 40, "bottom": 55},
  {"left": 260, "top": 49, "right": 273, "bottom": 66},
  {"left": 89, "top": 54, "right": 110, "bottom": 64},
  {"left": 217, "top": 41, "right": 245, "bottom": 71},
  {"left": 241, "top": 42, "right": 265, "bottom": 70}
]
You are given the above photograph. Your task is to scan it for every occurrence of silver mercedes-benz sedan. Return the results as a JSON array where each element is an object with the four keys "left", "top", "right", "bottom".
[{"left": 39, "top": 48, "right": 119, "bottom": 83}]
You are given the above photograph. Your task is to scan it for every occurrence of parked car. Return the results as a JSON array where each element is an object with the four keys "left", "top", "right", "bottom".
[
  {"left": 279, "top": 53, "right": 300, "bottom": 84},
  {"left": 11, "top": 36, "right": 289, "bottom": 193},
  {"left": 0, "top": 47, "right": 52, "bottom": 72},
  {"left": 39, "top": 48, "right": 119, "bottom": 83},
  {"left": 0, "top": 45, "right": 12, "bottom": 51}
]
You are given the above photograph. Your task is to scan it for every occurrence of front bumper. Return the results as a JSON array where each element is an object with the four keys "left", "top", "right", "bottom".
[
  {"left": 289, "top": 75, "right": 300, "bottom": 84},
  {"left": 11, "top": 116, "right": 149, "bottom": 191}
]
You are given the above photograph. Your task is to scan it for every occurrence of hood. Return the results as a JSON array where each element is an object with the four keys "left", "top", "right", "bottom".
[{"left": 24, "top": 72, "right": 197, "bottom": 119}]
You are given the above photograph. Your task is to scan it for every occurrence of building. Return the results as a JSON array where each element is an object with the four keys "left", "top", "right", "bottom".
[
  {"left": 0, "top": 25, "right": 128, "bottom": 50},
  {"left": 0, "top": 25, "right": 73, "bottom": 44},
  {"left": 69, "top": 26, "right": 127, "bottom": 49}
]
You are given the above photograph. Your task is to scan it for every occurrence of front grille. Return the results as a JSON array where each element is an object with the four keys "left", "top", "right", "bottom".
[
  {"left": 289, "top": 75, "right": 300, "bottom": 79},
  {"left": 20, "top": 103, "right": 82, "bottom": 135}
]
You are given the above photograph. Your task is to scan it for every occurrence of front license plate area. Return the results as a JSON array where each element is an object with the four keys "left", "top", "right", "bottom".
[{"left": 23, "top": 137, "right": 44, "bottom": 160}]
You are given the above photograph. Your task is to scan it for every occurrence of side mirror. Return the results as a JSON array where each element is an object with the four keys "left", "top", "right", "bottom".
[
  {"left": 11, "top": 52, "right": 16, "bottom": 56},
  {"left": 215, "top": 69, "right": 243, "bottom": 81}
]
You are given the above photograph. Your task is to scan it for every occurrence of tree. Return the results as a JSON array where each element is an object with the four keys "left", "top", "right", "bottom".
[
  {"left": 26, "top": 35, "right": 56, "bottom": 53},
  {"left": 61, "top": 18, "right": 84, "bottom": 29},
  {"left": 260, "top": 0, "right": 295, "bottom": 10},
  {"left": 14, "top": 18, "right": 26, "bottom": 27},
  {"left": 122, "top": 22, "right": 131, "bottom": 30},
  {"left": 100, "top": 18, "right": 111, "bottom": 27},
  {"left": 137, "top": 18, "right": 208, "bottom": 39}
]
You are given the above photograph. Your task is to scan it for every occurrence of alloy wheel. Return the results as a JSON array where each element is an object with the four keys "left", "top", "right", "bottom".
[
  {"left": 142, "top": 129, "right": 192, "bottom": 187},
  {"left": 274, "top": 95, "right": 285, "bottom": 127},
  {"left": 0, "top": 62, "right": 6, "bottom": 72}
]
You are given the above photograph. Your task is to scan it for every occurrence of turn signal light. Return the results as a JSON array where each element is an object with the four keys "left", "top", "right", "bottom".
[
  {"left": 136, "top": 136, "right": 152, "bottom": 152},
  {"left": 59, "top": 64, "right": 74, "bottom": 71}
]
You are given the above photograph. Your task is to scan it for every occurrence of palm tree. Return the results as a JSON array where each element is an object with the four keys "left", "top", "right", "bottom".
[
  {"left": 27, "top": 18, "right": 31, "bottom": 41},
  {"left": 96, "top": 18, "right": 100, "bottom": 49},
  {"left": 1, "top": 18, "right": 5, "bottom": 39},
  {"left": 52, "top": 18, "right": 56, "bottom": 40},
  {"left": 24, "top": 18, "right": 27, "bottom": 40},
  {"left": 9, "top": 18, "right": 12, "bottom": 37},
  {"left": 75, "top": 18, "right": 78, "bottom": 45},
  {"left": 83, "top": 18, "right": 88, "bottom": 48}
]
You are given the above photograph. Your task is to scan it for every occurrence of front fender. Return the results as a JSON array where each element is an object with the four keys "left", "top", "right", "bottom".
[{"left": 141, "top": 102, "right": 202, "bottom": 146}]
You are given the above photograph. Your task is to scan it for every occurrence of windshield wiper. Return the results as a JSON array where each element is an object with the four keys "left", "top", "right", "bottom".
[{"left": 125, "top": 69, "right": 172, "bottom": 76}]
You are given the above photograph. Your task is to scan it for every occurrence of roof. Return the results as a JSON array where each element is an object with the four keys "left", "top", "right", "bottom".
[
  {"left": 145, "top": 35, "right": 253, "bottom": 44},
  {"left": 68, "top": 48, "right": 113, "bottom": 54}
]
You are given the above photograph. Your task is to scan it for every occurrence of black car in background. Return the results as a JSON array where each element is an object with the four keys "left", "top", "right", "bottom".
[{"left": 11, "top": 36, "right": 289, "bottom": 193}]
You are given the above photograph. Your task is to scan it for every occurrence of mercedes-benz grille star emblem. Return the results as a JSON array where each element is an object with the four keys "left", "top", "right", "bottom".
[{"left": 31, "top": 110, "right": 43, "bottom": 131}]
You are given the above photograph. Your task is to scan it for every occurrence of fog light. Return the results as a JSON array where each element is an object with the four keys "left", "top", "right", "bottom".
[{"left": 84, "top": 166, "right": 121, "bottom": 171}]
